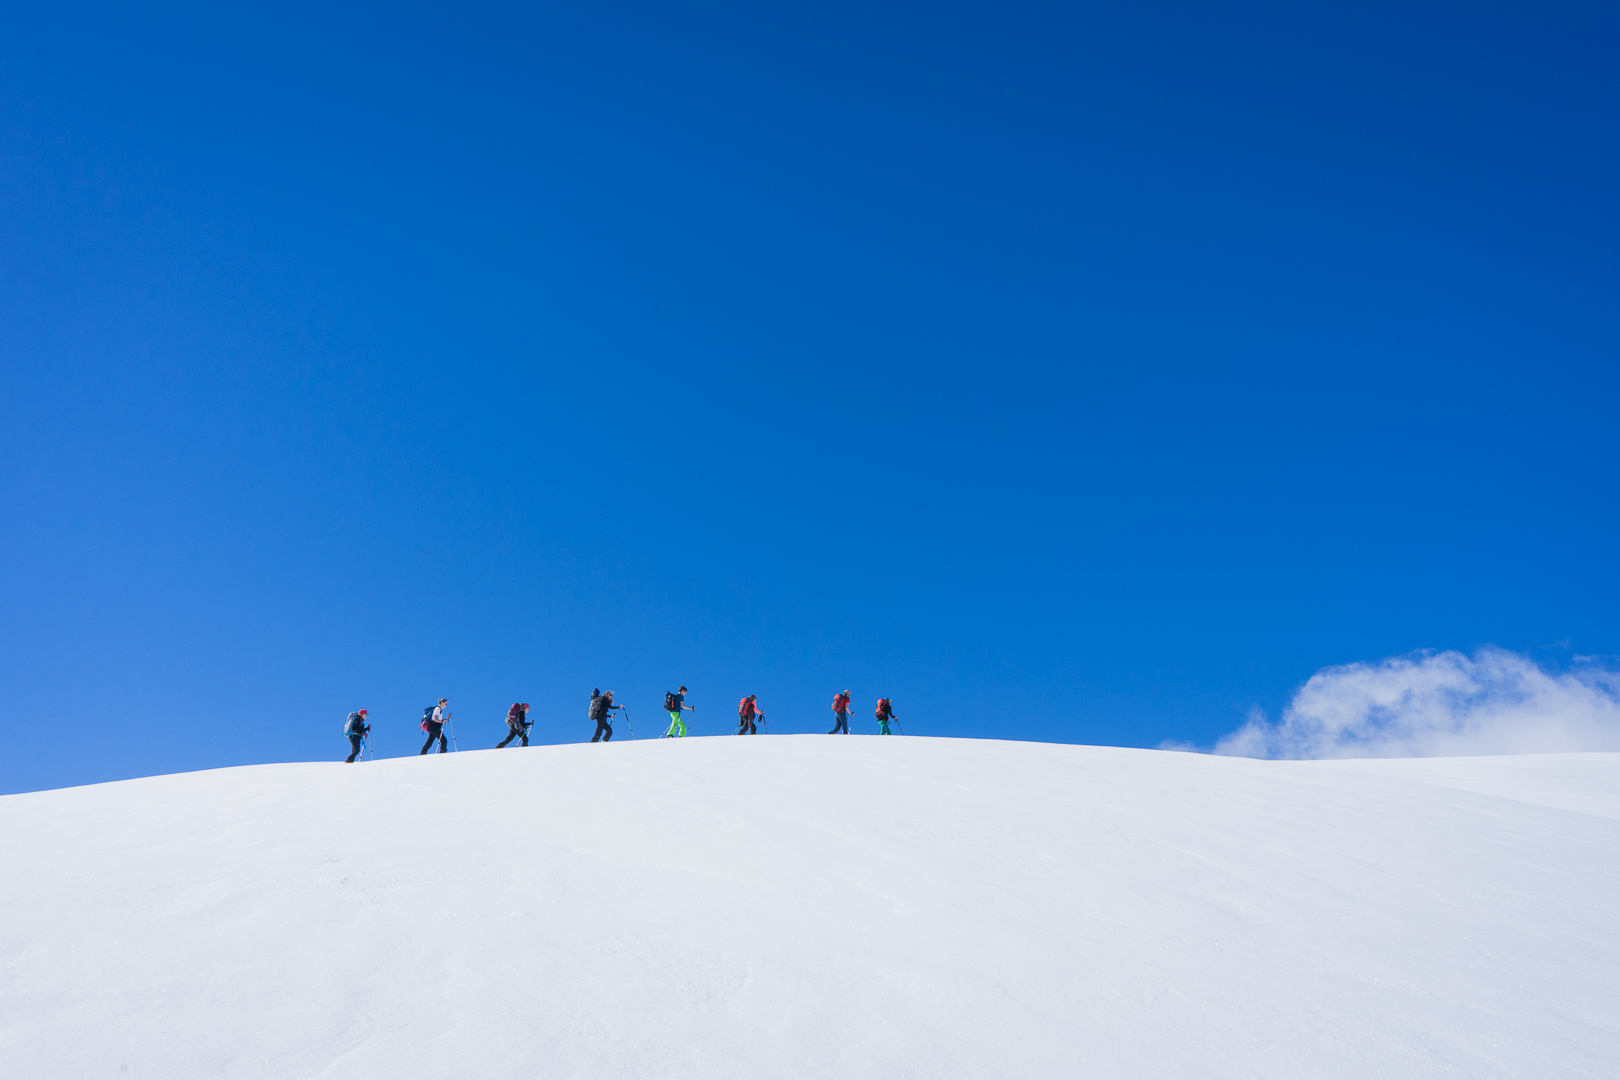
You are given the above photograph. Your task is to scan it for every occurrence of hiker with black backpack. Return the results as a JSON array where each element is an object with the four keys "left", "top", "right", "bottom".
[
  {"left": 496, "top": 702, "right": 532, "bottom": 748},
  {"left": 663, "top": 687, "right": 694, "bottom": 738},
  {"left": 419, "top": 698, "right": 450, "bottom": 754},
  {"left": 736, "top": 694, "right": 762, "bottom": 735},
  {"left": 829, "top": 690, "right": 851, "bottom": 734},
  {"left": 343, "top": 709, "right": 370, "bottom": 762},
  {"left": 589, "top": 689, "right": 621, "bottom": 742},
  {"left": 875, "top": 697, "right": 898, "bottom": 735}
]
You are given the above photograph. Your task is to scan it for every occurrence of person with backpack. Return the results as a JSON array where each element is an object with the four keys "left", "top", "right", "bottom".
[
  {"left": 875, "top": 698, "right": 898, "bottom": 735},
  {"left": 496, "top": 702, "right": 532, "bottom": 748},
  {"left": 419, "top": 698, "right": 450, "bottom": 755},
  {"left": 736, "top": 694, "right": 762, "bottom": 735},
  {"left": 344, "top": 709, "right": 370, "bottom": 762},
  {"left": 829, "top": 690, "right": 851, "bottom": 734},
  {"left": 589, "top": 689, "right": 621, "bottom": 742},
  {"left": 663, "top": 687, "right": 694, "bottom": 738}
]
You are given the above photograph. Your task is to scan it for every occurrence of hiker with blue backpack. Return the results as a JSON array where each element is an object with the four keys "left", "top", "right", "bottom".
[
  {"left": 344, "top": 709, "right": 370, "bottom": 762},
  {"left": 419, "top": 698, "right": 451, "bottom": 754}
]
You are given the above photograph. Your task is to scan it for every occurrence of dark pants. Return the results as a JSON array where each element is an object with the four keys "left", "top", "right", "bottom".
[
  {"left": 346, "top": 734, "right": 364, "bottom": 762},
  {"left": 736, "top": 716, "right": 756, "bottom": 735},
  {"left": 420, "top": 721, "right": 447, "bottom": 754},
  {"left": 591, "top": 719, "right": 613, "bottom": 742},
  {"left": 829, "top": 712, "right": 848, "bottom": 734},
  {"left": 497, "top": 724, "right": 529, "bottom": 748}
]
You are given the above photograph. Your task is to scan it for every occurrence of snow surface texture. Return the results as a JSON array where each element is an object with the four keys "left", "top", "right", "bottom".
[{"left": 3, "top": 737, "right": 1617, "bottom": 1079}]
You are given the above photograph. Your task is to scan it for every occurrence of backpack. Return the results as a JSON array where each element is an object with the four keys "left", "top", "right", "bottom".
[
  {"left": 421, "top": 706, "right": 437, "bottom": 728},
  {"left": 833, "top": 694, "right": 849, "bottom": 713},
  {"left": 738, "top": 697, "right": 754, "bottom": 719},
  {"left": 664, "top": 691, "right": 679, "bottom": 712},
  {"left": 876, "top": 699, "right": 890, "bottom": 718},
  {"left": 345, "top": 712, "right": 363, "bottom": 735}
]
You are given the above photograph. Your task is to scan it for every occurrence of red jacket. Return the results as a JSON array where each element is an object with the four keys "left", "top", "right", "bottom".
[{"left": 832, "top": 693, "right": 850, "bottom": 713}]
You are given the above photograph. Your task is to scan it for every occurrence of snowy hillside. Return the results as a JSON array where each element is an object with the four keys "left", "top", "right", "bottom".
[{"left": 3, "top": 737, "right": 1617, "bottom": 1079}]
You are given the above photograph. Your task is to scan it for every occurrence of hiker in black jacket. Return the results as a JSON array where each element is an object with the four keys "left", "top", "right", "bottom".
[
  {"left": 589, "top": 689, "right": 621, "bottom": 743},
  {"left": 344, "top": 710, "right": 370, "bottom": 762},
  {"left": 497, "top": 702, "right": 532, "bottom": 748}
]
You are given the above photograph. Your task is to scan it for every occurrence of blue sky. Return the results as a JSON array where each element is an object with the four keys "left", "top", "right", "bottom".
[{"left": 2, "top": 1, "right": 1616, "bottom": 793}]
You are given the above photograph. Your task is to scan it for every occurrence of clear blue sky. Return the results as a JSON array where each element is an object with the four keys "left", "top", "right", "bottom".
[{"left": 3, "top": 1, "right": 1616, "bottom": 793}]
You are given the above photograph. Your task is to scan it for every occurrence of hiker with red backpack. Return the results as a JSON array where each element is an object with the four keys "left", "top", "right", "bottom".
[
  {"left": 736, "top": 694, "right": 762, "bottom": 735},
  {"left": 829, "top": 691, "right": 851, "bottom": 734},
  {"left": 496, "top": 702, "right": 532, "bottom": 748},
  {"left": 875, "top": 698, "right": 898, "bottom": 735}
]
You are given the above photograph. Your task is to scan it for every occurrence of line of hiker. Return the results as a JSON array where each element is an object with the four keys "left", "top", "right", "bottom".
[{"left": 342, "top": 689, "right": 900, "bottom": 760}]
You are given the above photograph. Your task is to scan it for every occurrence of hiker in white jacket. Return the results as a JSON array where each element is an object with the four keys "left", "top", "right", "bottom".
[{"left": 419, "top": 698, "right": 451, "bottom": 755}]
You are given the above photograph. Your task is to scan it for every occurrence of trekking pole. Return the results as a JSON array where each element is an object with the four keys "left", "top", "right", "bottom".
[
  {"left": 449, "top": 719, "right": 458, "bottom": 752},
  {"left": 623, "top": 707, "right": 634, "bottom": 739},
  {"left": 894, "top": 719, "right": 904, "bottom": 736}
]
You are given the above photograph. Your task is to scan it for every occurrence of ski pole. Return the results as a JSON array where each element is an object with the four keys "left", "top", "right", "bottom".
[
  {"left": 622, "top": 706, "right": 634, "bottom": 739},
  {"left": 449, "top": 719, "right": 458, "bottom": 752},
  {"left": 894, "top": 719, "right": 904, "bottom": 736}
]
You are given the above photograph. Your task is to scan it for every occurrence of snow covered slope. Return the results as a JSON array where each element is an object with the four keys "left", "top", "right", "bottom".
[{"left": 3, "top": 737, "right": 1617, "bottom": 1079}]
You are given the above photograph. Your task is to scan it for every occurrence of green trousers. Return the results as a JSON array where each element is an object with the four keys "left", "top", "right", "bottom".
[
  {"left": 665, "top": 710, "right": 687, "bottom": 737},
  {"left": 878, "top": 719, "right": 891, "bottom": 735}
]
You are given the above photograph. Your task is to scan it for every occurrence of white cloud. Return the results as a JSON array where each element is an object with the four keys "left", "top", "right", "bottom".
[{"left": 1212, "top": 647, "right": 1620, "bottom": 759}]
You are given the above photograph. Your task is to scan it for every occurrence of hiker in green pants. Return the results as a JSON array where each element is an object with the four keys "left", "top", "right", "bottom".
[{"left": 663, "top": 686, "right": 694, "bottom": 737}]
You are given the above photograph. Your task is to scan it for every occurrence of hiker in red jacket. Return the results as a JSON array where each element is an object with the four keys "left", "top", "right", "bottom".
[
  {"left": 829, "top": 691, "right": 851, "bottom": 734},
  {"left": 737, "top": 695, "right": 761, "bottom": 735}
]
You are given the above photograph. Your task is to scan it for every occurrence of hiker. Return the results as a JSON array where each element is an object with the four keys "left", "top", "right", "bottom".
[
  {"left": 496, "top": 702, "right": 532, "bottom": 748},
  {"left": 663, "top": 686, "right": 694, "bottom": 738},
  {"left": 875, "top": 697, "right": 898, "bottom": 735},
  {"left": 829, "top": 690, "right": 851, "bottom": 734},
  {"left": 419, "top": 698, "right": 450, "bottom": 754},
  {"left": 736, "top": 694, "right": 762, "bottom": 735},
  {"left": 344, "top": 709, "right": 370, "bottom": 762},
  {"left": 590, "top": 689, "right": 620, "bottom": 742}
]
